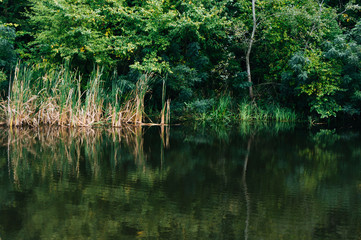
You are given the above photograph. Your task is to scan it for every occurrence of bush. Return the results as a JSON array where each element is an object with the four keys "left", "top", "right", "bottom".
[
  {"left": 0, "top": 24, "right": 16, "bottom": 70},
  {"left": 0, "top": 70, "right": 8, "bottom": 97}
]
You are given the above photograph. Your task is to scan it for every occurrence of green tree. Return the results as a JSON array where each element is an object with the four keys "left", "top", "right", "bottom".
[
  {"left": 27, "top": 0, "right": 232, "bottom": 111},
  {"left": 0, "top": 23, "right": 16, "bottom": 95},
  {"left": 322, "top": 20, "right": 361, "bottom": 117},
  {"left": 255, "top": 0, "right": 341, "bottom": 83},
  {"left": 0, "top": 0, "right": 33, "bottom": 59},
  {"left": 285, "top": 50, "right": 343, "bottom": 118},
  {"left": 0, "top": 24, "right": 16, "bottom": 70}
]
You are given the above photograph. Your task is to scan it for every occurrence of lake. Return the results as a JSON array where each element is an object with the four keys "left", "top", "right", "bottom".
[{"left": 0, "top": 123, "right": 361, "bottom": 239}]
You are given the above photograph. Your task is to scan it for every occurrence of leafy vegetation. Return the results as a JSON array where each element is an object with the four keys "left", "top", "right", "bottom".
[{"left": 0, "top": 0, "right": 361, "bottom": 125}]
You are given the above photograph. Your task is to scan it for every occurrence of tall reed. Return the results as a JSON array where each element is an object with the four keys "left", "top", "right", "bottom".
[
  {"left": 36, "top": 66, "right": 79, "bottom": 126},
  {"left": 238, "top": 100, "right": 298, "bottom": 122},
  {"left": 107, "top": 72, "right": 154, "bottom": 126},
  {"left": 160, "top": 78, "right": 171, "bottom": 125},
  {"left": 135, "top": 73, "right": 151, "bottom": 124},
  {"left": 1, "top": 64, "right": 161, "bottom": 127},
  {"left": 6, "top": 65, "right": 37, "bottom": 126},
  {"left": 75, "top": 67, "right": 104, "bottom": 126},
  {"left": 194, "top": 95, "right": 234, "bottom": 123}
]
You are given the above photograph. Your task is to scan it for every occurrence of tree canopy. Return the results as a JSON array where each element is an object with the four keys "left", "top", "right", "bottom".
[{"left": 1, "top": 0, "right": 361, "bottom": 121}]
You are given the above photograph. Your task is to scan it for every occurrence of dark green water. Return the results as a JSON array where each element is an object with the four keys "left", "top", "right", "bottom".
[{"left": 0, "top": 124, "right": 361, "bottom": 239}]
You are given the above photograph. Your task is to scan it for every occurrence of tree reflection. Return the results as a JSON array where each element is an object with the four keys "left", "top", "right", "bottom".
[{"left": 242, "top": 135, "right": 253, "bottom": 240}]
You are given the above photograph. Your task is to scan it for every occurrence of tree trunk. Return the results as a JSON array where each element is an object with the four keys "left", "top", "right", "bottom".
[{"left": 246, "top": 0, "right": 257, "bottom": 100}]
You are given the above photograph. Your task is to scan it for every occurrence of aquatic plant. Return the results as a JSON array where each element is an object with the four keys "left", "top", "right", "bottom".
[
  {"left": 0, "top": 64, "right": 166, "bottom": 127},
  {"left": 238, "top": 100, "right": 298, "bottom": 122},
  {"left": 6, "top": 64, "right": 37, "bottom": 126},
  {"left": 185, "top": 95, "right": 235, "bottom": 123},
  {"left": 184, "top": 96, "right": 299, "bottom": 123}
]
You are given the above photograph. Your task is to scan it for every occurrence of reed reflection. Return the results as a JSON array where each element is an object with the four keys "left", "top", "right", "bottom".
[{"left": 1, "top": 124, "right": 361, "bottom": 239}]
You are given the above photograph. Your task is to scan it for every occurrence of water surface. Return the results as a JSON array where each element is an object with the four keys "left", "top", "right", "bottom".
[{"left": 0, "top": 124, "right": 361, "bottom": 239}]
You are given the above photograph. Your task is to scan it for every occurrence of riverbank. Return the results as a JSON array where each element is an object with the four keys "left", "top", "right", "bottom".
[
  {"left": 4, "top": 64, "right": 360, "bottom": 129},
  {"left": 0, "top": 65, "right": 303, "bottom": 128}
]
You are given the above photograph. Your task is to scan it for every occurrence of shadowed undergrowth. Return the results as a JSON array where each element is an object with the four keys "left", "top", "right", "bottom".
[{"left": 186, "top": 96, "right": 299, "bottom": 123}]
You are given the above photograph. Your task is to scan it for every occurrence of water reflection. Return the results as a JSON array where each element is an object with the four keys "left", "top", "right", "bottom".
[
  {"left": 0, "top": 124, "right": 361, "bottom": 239},
  {"left": 242, "top": 135, "right": 253, "bottom": 240}
]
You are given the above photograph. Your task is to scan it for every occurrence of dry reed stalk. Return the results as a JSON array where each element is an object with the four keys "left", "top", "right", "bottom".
[
  {"left": 107, "top": 91, "right": 147, "bottom": 127},
  {"left": 0, "top": 100, "right": 7, "bottom": 124},
  {"left": 165, "top": 99, "right": 171, "bottom": 125},
  {"left": 160, "top": 102, "right": 165, "bottom": 125},
  {"left": 160, "top": 99, "right": 170, "bottom": 126},
  {"left": 4, "top": 65, "right": 164, "bottom": 128}
]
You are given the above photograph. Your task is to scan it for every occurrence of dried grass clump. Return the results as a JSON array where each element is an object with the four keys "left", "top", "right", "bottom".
[
  {"left": 2, "top": 64, "right": 169, "bottom": 128},
  {"left": 106, "top": 72, "right": 154, "bottom": 127}
]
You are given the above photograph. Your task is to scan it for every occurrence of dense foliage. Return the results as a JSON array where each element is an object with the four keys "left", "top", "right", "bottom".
[{"left": 1, "top": 0, "right": 361, "bottom": 122}]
